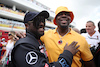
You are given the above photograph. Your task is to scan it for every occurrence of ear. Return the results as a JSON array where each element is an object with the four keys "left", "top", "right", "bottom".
[
  {"left": 25, "top": 23, "right": 29, "bottom": 29},
  {"left": 94, "top": 25, "right": 96, "bottom": 29}
]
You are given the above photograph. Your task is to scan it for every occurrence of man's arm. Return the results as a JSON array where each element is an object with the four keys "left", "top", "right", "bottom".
[{"left": 12, "top": 41, "right": 80, "bottom": 67}]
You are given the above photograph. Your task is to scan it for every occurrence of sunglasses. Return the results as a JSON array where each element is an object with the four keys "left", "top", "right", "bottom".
[{"left": 8, "top": 34, "right": 12, "bottom": 36}]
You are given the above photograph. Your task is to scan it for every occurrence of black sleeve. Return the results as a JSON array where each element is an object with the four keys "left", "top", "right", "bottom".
[{"left": 12, "top": 44, "right": 73, "bottom": 67}]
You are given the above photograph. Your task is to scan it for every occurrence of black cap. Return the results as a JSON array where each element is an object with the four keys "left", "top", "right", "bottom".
[{"left": 24, "top": 10, "right": 49, "bottom": 23}]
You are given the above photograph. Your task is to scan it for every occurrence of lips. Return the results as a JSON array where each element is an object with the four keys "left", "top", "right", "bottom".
[
  {"left": 61, "top": 20, "right": 67, "bottom": 24},
  {"left": 60, "top": 18, "right": 68, "bottom": 23},
  {"left": 86, "top": 29, "right": 90, "bottom": 30}
]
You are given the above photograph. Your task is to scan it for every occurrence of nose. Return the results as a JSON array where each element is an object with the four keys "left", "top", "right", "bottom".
[
  {"left": 61, "top": 14, "right": 67, "bottom": 19},
  {"left": 62, "top": 13, "right": 66, "bottom": 16}
]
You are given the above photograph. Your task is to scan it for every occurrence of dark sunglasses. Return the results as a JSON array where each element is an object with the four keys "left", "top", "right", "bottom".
[{"left": 8, "top": 34, "right": 12, "bottom": 36}]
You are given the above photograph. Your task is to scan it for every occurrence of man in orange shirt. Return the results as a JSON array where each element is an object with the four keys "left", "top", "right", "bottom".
[{"left": 40, "top": 6, "right": 95, "bottom": 67}]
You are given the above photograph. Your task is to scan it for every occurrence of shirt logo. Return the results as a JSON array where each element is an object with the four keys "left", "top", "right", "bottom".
[
  {"left": 26, "top": 51, "right": 38, "bottom": 65},
  {"left": 88, "top": 36, "right": 99, "bottom": 40}
]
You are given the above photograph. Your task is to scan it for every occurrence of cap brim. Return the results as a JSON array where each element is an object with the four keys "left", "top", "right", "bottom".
[{"left": 38, "top": 11, "right": 49, "bottom": 19}]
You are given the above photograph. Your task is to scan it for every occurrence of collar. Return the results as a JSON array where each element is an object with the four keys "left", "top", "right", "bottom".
[
  {"left": 88, "top": 31, "right": 96, "bottom": 36},
  {"left": 54, "top": 28, "right": 72, "bottom": 34},
  {"left": 88, "top": 31, "right": 100, "bottom": 37}
]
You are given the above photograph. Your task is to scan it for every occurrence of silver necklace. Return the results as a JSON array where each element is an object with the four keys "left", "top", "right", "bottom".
[{"left": 57, "top": 29, "right": 70, "bottom": 44}]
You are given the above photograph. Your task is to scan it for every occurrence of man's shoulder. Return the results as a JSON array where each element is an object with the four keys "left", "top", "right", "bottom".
[
  {"left": 15, "top": 37, "right": 29, "bottom": 44},
  {"left": 14, "top": 38, "right": 28, "bottom": 48},
  {"left": 14, "top": 37, "right": 39, "bottom": 51},
  {"left": 71, "top": 31, "right": 87, "bottom": 43},
  {"left": 95, "top": 31, "right": 100, "bottom": 35},
  {"left": 15, "top": 37, "right": 36, "bottom": 47}
]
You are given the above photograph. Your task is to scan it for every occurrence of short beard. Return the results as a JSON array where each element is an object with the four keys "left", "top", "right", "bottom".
[
  {"left": 60, "top": 25, "right": 68, "bottom": 29},
  {"left": 34, "top": 31, "right": 44, "bottom": 39},
  {"left": 59, "top": 23, "right": 69, "bottom": 29},
  {"left": 37, "top": 32, "right": 44, "bottom": 38}
]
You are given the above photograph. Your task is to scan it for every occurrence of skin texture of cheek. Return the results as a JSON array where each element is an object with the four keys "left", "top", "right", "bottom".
[{"left": 37, "top": 28, "right": 44, "bottom": 36}]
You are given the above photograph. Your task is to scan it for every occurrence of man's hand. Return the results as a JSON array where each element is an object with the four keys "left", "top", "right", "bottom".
[
  {"left": 14, "top": 32, "right": 26, "bottom": 41},
  {"left": 64, "top": 41, "right": 80, "bottom": 55}
]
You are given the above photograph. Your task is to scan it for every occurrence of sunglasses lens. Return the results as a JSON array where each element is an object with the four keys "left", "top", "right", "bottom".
[{"left": 8, "top": 34, "right": 12, "bottom": 36}]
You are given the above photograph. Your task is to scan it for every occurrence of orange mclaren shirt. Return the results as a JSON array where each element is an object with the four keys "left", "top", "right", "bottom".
[{"left": 40, "top": 28, "right": 93, "bottom": 67}]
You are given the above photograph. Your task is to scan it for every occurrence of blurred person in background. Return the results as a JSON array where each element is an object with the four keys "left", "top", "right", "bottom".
[
  {"left": 98, "top": 21, "right": 100, "bottom": 33},
  {"left": 0, "top": 39, "right": 1, "bottom": 60},
  {"left": 0, "top": 31, "right": 16, "bottom": 67},
  {"left": 93, "top": 21, "right": 100, "bottom": 67},
  {"left": 81, "top": 21, "right": 100, "bottom": 49},
  {"left": 80, "top": 28, "right": 87, "bottom": 34},
  {"left": 0, "top": 38, "right": 7, "bottom": 60},
  {"left": 1, "top": 38, "right": 7, "bottom": 47},
  {"left": 72, "top": 28, "right": 80, "bottom": 34},
  {"left": 81, "top": 21, "right": 100, "bottom": 67}
]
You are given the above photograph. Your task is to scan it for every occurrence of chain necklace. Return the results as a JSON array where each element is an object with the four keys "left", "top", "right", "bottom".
[{"left": 57, "top": 29, "right": 70, "bottom": 44}]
